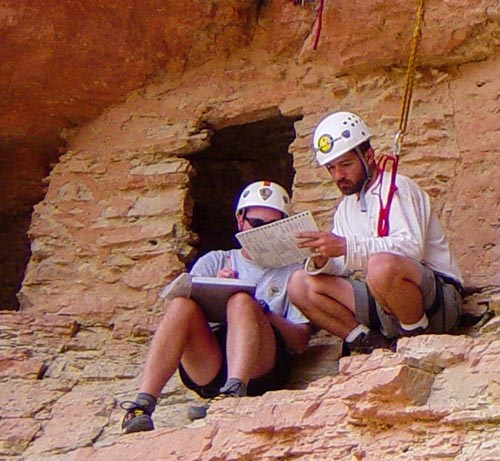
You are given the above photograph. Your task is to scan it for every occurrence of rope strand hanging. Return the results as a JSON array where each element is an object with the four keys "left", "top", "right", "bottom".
[
  {"left": 293, "top": 0, "right": 325, "bottom": 50},
  {"left": 394, "top": 0, "right": 425, "bottom": 155},
  {"left": 375, "top": 0, "right": 425, "bottom": 237},
  {"left": 313, "top": 0, "right": 325, "bottom": 50}
]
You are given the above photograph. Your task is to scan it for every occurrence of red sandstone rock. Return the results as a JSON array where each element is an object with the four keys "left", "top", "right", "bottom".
[
  {"left": 0, "top": 2, "right": 499, "bottom": 459},
  {"left": 71, "top": 333, "right": 499, "bottom": 461}
]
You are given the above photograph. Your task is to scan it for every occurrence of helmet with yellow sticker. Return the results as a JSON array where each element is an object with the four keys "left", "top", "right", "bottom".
[
  {"left": 313, "top": 111, "right": 373, "bottom": 166},
  {"left": 235, "top": 181, "right": 291, "bottom": 217}
]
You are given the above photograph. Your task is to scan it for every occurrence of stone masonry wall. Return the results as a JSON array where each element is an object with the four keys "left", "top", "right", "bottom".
[
  {"left": 19, "top": 124, "right": 204, "bottom": 336},
  {"left": 20, "top": 55, "right": 499, "bottom": 331}
]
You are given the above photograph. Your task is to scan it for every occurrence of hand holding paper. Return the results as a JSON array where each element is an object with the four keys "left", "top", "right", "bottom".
[{"left": 296, "top": 230, "right": 347, "bottom": 260}]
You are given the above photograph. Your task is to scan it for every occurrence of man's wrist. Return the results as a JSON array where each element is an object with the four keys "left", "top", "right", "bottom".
[
  {"left": 258, "top": 299, "right": 270, "bottom": 313},
  {"left": 313, "top": 256, "right": 329, "bottom": 268}
]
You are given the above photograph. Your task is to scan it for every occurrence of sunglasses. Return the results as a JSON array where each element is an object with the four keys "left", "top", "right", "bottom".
[{"left": 244, "top": 217, "right": 280, "bottom": 228}]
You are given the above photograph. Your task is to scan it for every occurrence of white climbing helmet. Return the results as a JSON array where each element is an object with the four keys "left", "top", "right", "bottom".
[
  {"left": 235, "top": 181, "right": 291, "bottom": 217},
  {"left": 313, "top": 111, "right": 373, "bottom": 166}
]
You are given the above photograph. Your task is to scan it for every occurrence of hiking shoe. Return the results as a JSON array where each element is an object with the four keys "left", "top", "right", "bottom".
[
  {"left": 345, "top": 329, "right": 392, "bottom": 354},
  {"left": 459, "top": 308, "right": 495, "bottom": 328},
  {"left": 187, "top": 378, "right": 247, "bottom": 422},
  {"left": 120, "top": 400, "right": 155, "bottom": 434},
  {"left": 187, "top": 394, "right": 237, "bottom": 422}
]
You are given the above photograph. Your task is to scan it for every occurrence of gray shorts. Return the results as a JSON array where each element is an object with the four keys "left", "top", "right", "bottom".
[{"left": 350, "top": 263, "right": 463, "bottom": 339}]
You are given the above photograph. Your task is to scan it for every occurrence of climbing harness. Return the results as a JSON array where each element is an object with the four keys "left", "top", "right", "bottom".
[
  {"left": 373, "top": 0, "right": 425, "bottom": 237},
  {"left": 293, "top": 0, "right": 325, "bottom": 50}
]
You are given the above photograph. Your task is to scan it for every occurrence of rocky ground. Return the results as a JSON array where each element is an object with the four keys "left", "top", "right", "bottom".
[
  {"left": 1, "top": 293, "right": 498, "bottom": 460},
  {"left": 0, "top": 310, "right": 342, "bottom": 460}
]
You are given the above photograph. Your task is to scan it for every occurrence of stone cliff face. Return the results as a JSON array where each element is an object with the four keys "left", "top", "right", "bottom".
[
  {"left": 2, "top": 311, "right": 498, "bottom": 459},
  {"left": 0, "top": 0, "right": 265, "bottom": 308},
  {"left": 0, "top": 0, "right": 499, "bottom": 459}
]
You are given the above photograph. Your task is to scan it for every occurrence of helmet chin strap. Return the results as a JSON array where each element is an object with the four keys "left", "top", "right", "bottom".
[{"left": 354, "top": 146, "right": 372, "bottom": 212}]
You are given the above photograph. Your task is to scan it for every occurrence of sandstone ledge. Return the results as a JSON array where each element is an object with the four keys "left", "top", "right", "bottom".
[
  {"left": 1, "top": 311, "right": 497, "bottom": 460},
  {"left": 77, "top": 329, "right": 499, "bottom": 461}
]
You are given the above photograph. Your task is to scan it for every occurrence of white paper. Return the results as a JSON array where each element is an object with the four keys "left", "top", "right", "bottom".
[
  {"left": 159, "top": 272, "right": 192, "bottom": 300},
  {"left": 236, "top": 210, "right": 319, "bottom": 268}
]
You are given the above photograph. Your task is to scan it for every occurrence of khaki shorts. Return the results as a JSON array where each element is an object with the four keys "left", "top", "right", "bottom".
[{"left": 350, "top": 263, "right": 463, "bottom": 339}]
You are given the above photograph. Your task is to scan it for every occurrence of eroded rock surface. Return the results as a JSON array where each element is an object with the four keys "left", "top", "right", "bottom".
[{"left": 1, "top": 310, "right": 497, "bottom": 460}]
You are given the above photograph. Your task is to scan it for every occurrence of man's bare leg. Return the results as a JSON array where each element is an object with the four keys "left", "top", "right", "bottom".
[
  {"left": 366, "top": 252, "right": 425, "bottom": 324},
  {"left": 287, "top": 269, "right": 392, "bottom": 354},
  {"left": 122, "top": 297, "right": 222, "bottom": 433},
  {"left": 140, "top": 297, "right": 222, "bottom": 398},
  {"left": 187, "top": 293, "right": 279, "bottom": 422},
  {"left": 287, "top": 270, "right": 358, "bottom": 339},
  {"left": 224, "top": 292, "right": 276, "bottom": 387}
]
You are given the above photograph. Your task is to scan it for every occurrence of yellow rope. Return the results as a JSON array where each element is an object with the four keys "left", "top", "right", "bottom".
[{"left": 394, "top": 0, "right": 425, "bottom": 155}]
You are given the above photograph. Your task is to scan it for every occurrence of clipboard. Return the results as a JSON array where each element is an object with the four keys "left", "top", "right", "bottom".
[{"left": 160, "top": 273, "right": 257, "bottom": 322}]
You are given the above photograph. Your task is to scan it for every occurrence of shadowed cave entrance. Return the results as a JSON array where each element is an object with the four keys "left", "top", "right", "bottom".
[
  {"left": 0, "top": 140, "right": 62, "bottom": 311},
  {"left": 189, "top": 114, "right": 302, "bottom": 265}
]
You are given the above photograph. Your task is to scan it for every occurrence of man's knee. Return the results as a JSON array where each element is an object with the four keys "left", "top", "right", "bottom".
[
  {"left": 366, "top": 253, "right": 405, "bottom": 289},
  {"left": 169, "top": 296, "right": 197, "bottom": 310},
  {"left": 227, "top": 291, "right": 255, "bottom": 311},
  {"left": 287, "top": 269, "right": 311, "bottom": 301},
  {"left": 226, "top": 292, "right": 259, "bottom": 318},
  {"left": 165, "top": 297, "right": 203, "bottom": 321}
]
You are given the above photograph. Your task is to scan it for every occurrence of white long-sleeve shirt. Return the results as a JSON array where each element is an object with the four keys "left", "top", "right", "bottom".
[{"left": 305, "top": 171, "right": 463, "bottom": 285}]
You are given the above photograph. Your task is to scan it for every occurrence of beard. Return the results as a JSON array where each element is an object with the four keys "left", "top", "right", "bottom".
[{"left": 336, "top": 176, "right": 366, "bottom": 195}]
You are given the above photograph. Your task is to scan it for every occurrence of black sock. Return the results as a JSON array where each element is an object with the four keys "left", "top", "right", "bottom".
[
  {"left": 135, "top": 393, "right": 157, "bottom": 415},
  {"left": 220, "top": 378, "right": 247, "bottom": 396}
]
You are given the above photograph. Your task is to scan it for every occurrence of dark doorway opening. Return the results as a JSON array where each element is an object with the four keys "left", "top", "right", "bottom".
[
  {"left": 189, "top": 114, "right": 302, "bottom": 265},
  {"left": 0, "top": 211, "right": 32, "bottom": 310},
  {"left": 0, "top": 140, "right": 62, "bottom": 310}
]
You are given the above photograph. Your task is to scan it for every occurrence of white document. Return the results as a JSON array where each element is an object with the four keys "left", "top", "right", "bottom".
[
  {"left": 235, "top": 210, "right": 320, "bottom": 268},
  {"left": 160, "top": 273, "right": 256, "bottom": 322},
  {"left": 160, "top": 272, "right": 192, "bottom": 300}
]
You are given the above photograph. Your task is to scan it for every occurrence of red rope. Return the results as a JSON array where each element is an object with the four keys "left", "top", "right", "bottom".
[
  {"left": 293, "top": 0, "right": 325, "bottom": 50},
  {"left": 313, "top": 0, "right": 324, "bottom": 50}
]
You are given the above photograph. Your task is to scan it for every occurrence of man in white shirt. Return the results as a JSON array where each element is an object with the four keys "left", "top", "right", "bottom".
[
  {"left": 287, "top": 111, "right": 463, "bottom": 355},
  {"left": 121, "top": 181, "right": 311, "bottom": 433}
]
